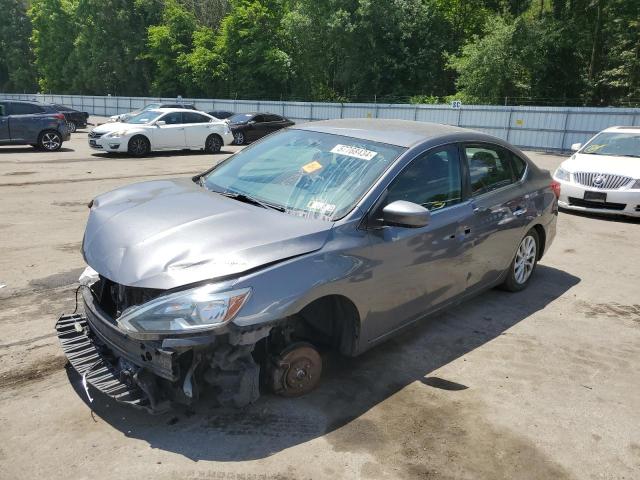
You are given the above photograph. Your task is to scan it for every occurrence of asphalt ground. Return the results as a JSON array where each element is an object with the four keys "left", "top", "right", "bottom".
[{"left": 0, "top": 119, "right": 639, "bottom": 479}]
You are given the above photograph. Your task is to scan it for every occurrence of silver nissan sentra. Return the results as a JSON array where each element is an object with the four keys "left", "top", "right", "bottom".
[{"left": 57, "top": 119, "right": 558, "bottom": 412}]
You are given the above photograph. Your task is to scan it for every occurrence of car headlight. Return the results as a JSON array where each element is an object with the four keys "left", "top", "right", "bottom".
[
  {"left": 105, "top": 131, "right": 128, "bottom": 138},
  {"left": 117, "top": 285, "right": 251, "bottom": 334},
  {"left": 554, "top": 168, "right": 571, "bottom": 182},
  {"left": 631, "top": 179, "right": 640, "bottom": 189}
]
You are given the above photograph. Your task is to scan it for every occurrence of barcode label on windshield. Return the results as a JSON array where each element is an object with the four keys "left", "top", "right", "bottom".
[{"left": 330, "top": 144, "right": 378, "bottom": 161}]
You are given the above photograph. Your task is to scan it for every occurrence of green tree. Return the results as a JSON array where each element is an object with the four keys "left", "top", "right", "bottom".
[
  {"left": 217, "top": 0, "right": 292, "bottom": 99},
  {"left": 146, "top": 0, "right": 197, "bottom": 96},
  {"left": 70, "top": 0, "right": 162, "bottom": 95},
  {"left": 0, "top": 0, "right": 37, "bottom": 92},
  {"left": 29, "top": 0, "right": 75, "bottom": 93}
]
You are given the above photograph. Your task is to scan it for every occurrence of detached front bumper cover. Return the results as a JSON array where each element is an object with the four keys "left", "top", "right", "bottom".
[{"left": 56, "top": 313, "right": 170, "bottom": 413}]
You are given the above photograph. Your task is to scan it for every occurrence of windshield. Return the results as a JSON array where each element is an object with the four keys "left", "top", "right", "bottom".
[
  {"left": 203, "top": 129, "right": 405, "bottom": 221},
  {"left": 581, "top": 132, "right": 640, "bottom": 158},
  {"left": 229, "top": 113, "right": 254, "bottom": 123},
  {"left": 141, "top": 103, "right": 161, "bottom": 111},
  {"left": 125, "top": 110, "right": 162, "bottom": 124}
]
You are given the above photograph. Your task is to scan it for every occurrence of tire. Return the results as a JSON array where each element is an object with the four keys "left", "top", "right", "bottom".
[
  {"left": 204, "top": 134, "right": 222, "bottom": 153},
  {"left": 501, "top": 229, "right": 540, "bottom": 292},
  {"left": 67, "top": 121, "right": 77, "bottom": 133},
  {"left": 38, "top": 130, "right": 62, "bottom": 151},
  {"left": 127, "top": 135, "right": 150, "bottom": 157},
  {"left": 233, "top": 131, "right": 245, "bottom": 145}
]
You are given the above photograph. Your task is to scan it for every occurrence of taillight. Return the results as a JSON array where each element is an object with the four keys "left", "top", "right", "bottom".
[
  {"left": 53, "top": 113, "right": 65, "bottom": 120},
  {"left": 551, "top": 180, "right": 561, "bottom": 199}
]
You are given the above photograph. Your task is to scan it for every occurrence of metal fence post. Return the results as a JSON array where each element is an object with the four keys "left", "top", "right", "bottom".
[
  {"left": 560, "top": 110, "right": 571, "bottom": 151},
  {"left": 340, "top": 103, "right": 344, "bottom": 119},
  {"left": 413, "top": 105, "right": 418, "bottom": 121},
  {"left": 309, "top": 102, "right": 314, "bottom": 121},
  {"left": 505, "top": 108, "right": 514, "bottom": 142},
  {"left": 456, "top": 106, "right": 462, "bottom": 126}
]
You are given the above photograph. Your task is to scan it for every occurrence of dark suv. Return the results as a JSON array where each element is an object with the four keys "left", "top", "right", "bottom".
[{"left": 0, "top": 100, "right": 70, "bottom": 151}]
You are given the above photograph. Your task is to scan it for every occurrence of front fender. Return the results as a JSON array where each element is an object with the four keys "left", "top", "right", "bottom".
[{"left": 231, "top": 225, "right": 372, "bottom": 336}]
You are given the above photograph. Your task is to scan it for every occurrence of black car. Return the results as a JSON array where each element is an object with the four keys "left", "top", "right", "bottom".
[
  {"left": 0, "top": 100, "right": 70, "bottom": 151},
  {"left": 52, "top": 104, "right": 90, "bottom": 132},
  {"left": 228, "top": 112, "right": 294, "bottom": 144},
  {"left": 207, "top": 110, "right": 234, "bottom": 120}
]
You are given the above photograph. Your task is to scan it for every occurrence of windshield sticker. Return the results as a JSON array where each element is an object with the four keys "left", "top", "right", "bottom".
[
  {"left": 307, "top": 200, "right": 336, "bottom": 214},
  {"left": 302, "top": 160, "right": 323, "bottom": 173},
  {"left": 584, "top": 144, "right": 605, "bottom": 153},
  {"left": 330, "top": 144, "right": 378, "bottom": 161}
]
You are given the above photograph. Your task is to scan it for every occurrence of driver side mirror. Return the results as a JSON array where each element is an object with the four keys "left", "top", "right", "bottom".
[
  {"left": 382, "top": 200, "right": 430, "bottom": 228},
  {"left": 570, "top": 142, "right": 582, "bottom": 151},
  {"left": 155, "top": 120, "right": 166, "bottom": 126}
]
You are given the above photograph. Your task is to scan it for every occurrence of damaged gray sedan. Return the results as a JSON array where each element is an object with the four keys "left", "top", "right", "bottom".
[{"left": 57, "top": 119, "right": 558, "bottom": 413}]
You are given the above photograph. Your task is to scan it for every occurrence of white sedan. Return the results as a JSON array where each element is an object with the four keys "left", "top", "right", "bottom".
[
  {"left": 553, "top": 126, "right": 640, "bottom": 217},
  {"left": 89, "top": 108, "right": 234, "bottom": 156}
]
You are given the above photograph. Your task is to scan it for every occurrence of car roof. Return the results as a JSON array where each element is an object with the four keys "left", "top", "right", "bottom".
[
  {"left": 603, "top": 125, "right": 640, "bottom": 134},
  {"left": 152, "top": 108, "right": 209, "bottom": 114},
  {"left": 294, "top": 118, "right": 487, "bottom": 148},
  {"left": 4, "top": 99, "right": 39, "bottom": 104}
]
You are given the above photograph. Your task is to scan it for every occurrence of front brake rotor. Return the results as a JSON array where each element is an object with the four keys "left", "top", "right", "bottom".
[{"left": 271, "top": 342, "right": 322, "bottom": 397}]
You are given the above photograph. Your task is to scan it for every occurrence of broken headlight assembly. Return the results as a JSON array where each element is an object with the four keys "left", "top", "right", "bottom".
[{"left": 116, "top": 285, "right": 251, "bottom": 335}]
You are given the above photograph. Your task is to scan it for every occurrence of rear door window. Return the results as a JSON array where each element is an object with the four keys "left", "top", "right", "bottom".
[
  {"left": 463, "top": 144, "right": 515, "bottom": 196},
  {"left": 9, "top": 102, "right": 44, "bottom": 115},
  {"left": 510, "top": 152, "right": 527, "bottom": 180},
  {"left": 182, "top": 112, "right": 210, "bottom": 123}
]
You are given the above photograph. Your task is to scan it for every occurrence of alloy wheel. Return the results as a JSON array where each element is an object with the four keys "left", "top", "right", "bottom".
[
  {"left": 234, "top": 132, "right": 244, "bottom": 145},
  {"left": 42, "top": 132, "right": 61, "bottom": 150},
  {"left": 514, "top": 235, "right": 536, "bottom": 284},
  {"left": 129, "top": 137, "right": 148, "bottom": 156},
  {"left": 206, "top": 135, "right": 222, "bottom": 153}
]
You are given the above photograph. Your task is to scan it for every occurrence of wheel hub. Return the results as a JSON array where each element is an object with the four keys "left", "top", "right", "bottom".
[{"left": 271, "top": 343, "right": 322, "bottom": 397}]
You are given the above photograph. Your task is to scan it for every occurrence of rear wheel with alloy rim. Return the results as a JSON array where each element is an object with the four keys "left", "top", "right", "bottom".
[
  {"left": 233, "top": 131, "right": 245, "bottom": 145},
  {"left": 67, "top": 121, "right": 77, "bottom": 133},
  {"left": 204, "top": 134, "right": 222, "bottom": 153},
  {"left": 38, "top": 130, "right": 62, "bottom": 151},
  {"left": 127, "top": 135, "right": 150, "bottom": 157},
  {"left": 501, "top": 229, "right": 539, "bottom": 292}
]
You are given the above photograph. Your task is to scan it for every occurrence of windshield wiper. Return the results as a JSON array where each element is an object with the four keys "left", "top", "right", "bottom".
[{"left": 214, "top": 190, "right": 286, "bottom": 212}]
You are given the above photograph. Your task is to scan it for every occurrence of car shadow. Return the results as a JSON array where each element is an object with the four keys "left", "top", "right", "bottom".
[
  {"left": 65, "top": 264, "right": 579, "bottom": 462},
  {"left": 0, "top": 147, "right": 74, "bottom": 153},
  {"left": 90, "top": 149, "right": 237, "bottom": 160},
  {"left": 559, "top": 207, "right": 640, "bottom": 224}
]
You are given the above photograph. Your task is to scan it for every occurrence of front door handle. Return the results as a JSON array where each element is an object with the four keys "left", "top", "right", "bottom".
[{"left": 513, "top": 208, "right": 526, "bottom": 217}]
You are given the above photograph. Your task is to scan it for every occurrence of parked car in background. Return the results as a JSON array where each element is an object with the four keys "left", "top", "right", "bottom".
[
  {"left": 58, "top": 119, "right": 557, "bottom": 413},
  {"left": 208, "top": 110, "right": 234, "bottom": 120},
  {"left": 0, "top": 100, "right": 70, "bottom": 151},
  {"left": 89, "top": 108, "right": 233, "bottom": 156},
  {"left": 52, "top": 104, "right": 89, "bottom": 132},
  {"left": 228, "top": 112, "right": 294, "bottom": 144},
  {"left": 110, "top": 103, "right": 197, "bottom": 123},
  {"left": 553, "top": 126, "right": 640, "bottom": 217}
]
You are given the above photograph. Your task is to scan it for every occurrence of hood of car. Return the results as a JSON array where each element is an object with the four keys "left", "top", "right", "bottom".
[
  {"left": 83, "top": 178, "right": 332, "bottom": 289},
  {"left": 563, "top": 153, "right": 640, "bottom": 179},
  {"left": 92, "top": 122, "right": 143, "bottom": 134}
]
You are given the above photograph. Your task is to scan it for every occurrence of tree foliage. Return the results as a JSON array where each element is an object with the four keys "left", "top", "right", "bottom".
[{"left": 1, "top": 0, "right": 637, "bottom": 105}]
